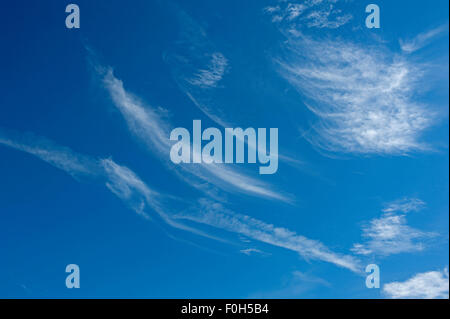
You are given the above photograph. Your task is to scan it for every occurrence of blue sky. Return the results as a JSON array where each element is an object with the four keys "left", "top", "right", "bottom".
[{"left": 0, "top": 0, "right": 448, "bottom": 298}]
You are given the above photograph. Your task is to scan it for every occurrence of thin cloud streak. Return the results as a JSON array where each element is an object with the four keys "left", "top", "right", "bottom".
[
  {"left": 382, "top": 197, "right": 426, "bottom": 214},
  {"left": 99, "top": 157, "right": 223, "bottom": 239},
  {"left": 400, "top": 23, "right": 449, "bottom": 53},
  {"left": 100, "top": 66, "right": 290, "bottom": 202},
  {"left": 163, "top": 6, "right": 303, "bottom": 169},
  {"left": 249, "top": 271, "right": 331, "bottom": 298},
  {"left": 264, "top": 0, "right": 352, "bottom": 29},
  {"left": 240, "top": 248, "right": 265, "bottom": 256},
  {"left": 0, "top": 128, "right": 156, "bottom": 220},
  {"left": 176, "top": 199, "right": 362, "bottom": 272}
]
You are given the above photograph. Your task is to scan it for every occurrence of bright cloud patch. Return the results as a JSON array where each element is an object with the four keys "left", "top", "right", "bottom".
[
  {"left": 352, "top": 198, "right": 436, "bottom": 256},
  {"left": 383, "top": 268, "right": 449, "bottom": 299}
]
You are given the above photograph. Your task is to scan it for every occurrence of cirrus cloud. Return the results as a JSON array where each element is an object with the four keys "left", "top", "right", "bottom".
[{"left": 275, "top": 33, "right": 435, "bottom": 155}]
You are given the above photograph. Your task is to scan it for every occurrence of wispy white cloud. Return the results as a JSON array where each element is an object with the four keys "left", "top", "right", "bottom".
[
  {"left": 264, "top": 0, "right": 352, "bottom": 29},
  {"left": 1, "top": 129, "right": 362, "bottom": 273},
  {"left": 95, "top": 59, "right": 353, "bottom": 265},
  {"left": 286, "top": 3, "right": 307, "bottom": 20},
  {"left": 240, "top": 248, "right": 265, "bottom": 256},
  {"left": 383, "top": 268, "right": 449, "bottom": 299},
  {"left": 98, "top": 157, "right": 220, "bottom": 238},
  {"left": 101, "top": 68, "right": 172, "bottom": 156},
  {"left": 382, "top": 197, "right": 426, "bottom": 214},
  {"left": 0, "top": 129, "right": 98, "bottom": 179},
  {"left": 176, "top": 199, "right": 362, "bottom": 272},
  {"left": 163, "top": 5, "right": 231, "bottom": 127},
  {"left": 275, "top": 34, "right": 435, "bottom": 154},
  {"left": 163, "top": 6, "right": 304, "bottom": 169},
  {"left": 0, "top": 128, "right": 157, "bottom": 219},
  {"left": 351, "top": 214, "right": 431, "bottom": 255},
  {"left": 304, "top": 6, "right": 352, "bottom": 29},
  {"left": 99, "top": 66, "right": 290, "bottom": 202},
  {"left": 400, "top": 23, "right": 449, "bottom": 53},
  {"left": 352, "top": 198, "right": 437, "bottom": 256},
  {"left": 187, "top": 52, "right": 228, "bottom": 89},
  {"left": 0, "top": 128, "right": 220, "bottom": 239},
  {"left": 101, "top": 158, "right": 157, "bottom": 220}
]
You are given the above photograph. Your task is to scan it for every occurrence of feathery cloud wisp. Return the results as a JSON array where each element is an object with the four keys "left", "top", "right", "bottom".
[
  {"left": 400, "top": 23, "right": 449, "bottom": 53},
  {"left": 100, "top": 67, "right": 290, "bottom": 202},
  {"left": 101, "top": 158, "right": 157, "bottom": 220},
  {"left": 276, "top": 34, "right": 434, "bottom": 155},
  {"left": 264, "top": 0, "right": 352, "bottom": 29},
  {"left": 383, "top": 268, "right": 449, "bottom": 299},
  {"left": 0, "top": 128, "right": 220, "bottom": 237},
  {"left": 240, "top": 248, "right": 264, "bottom": 256},
  {"left": 382, "top": 197, "right": 426, "bottom": 214},
  {"left": 97, "top": 65, "right": 359, "bottom": 269},
  {"left": 250, "top": 270, "right": 330, "bottom": 298},
  {"left": 163, "top": 6, "right": 231, "bottom": 128},
  {"left": 187, "top": 52, "right": 228, "bottom": 89},
  {"left": 0, "top": 129, "right": 98, "bottom": 179}
]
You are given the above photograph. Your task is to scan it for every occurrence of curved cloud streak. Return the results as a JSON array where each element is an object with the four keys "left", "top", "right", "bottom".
[
  {"left": 100, "top": 67, "right": 290, "bottom": 202},
  {"left": 1, "top": 129, "right": 360, "bottom": 272},
  {"left": 176, "top": 198, "right": 361, "bottom": 272},
  {"left": 275, "top": 34, "right": 435, "bottom": 154},
  {"left": 163, "top": 5, "right": 231, "bottom": 127},
  {"left": 264, "top": 0, "right": 353, "bottom": 29}
]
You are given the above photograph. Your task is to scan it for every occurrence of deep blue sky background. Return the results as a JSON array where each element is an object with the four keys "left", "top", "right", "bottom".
[{"left": 0, "top": 0, "right": 448, "bottom": 298}]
